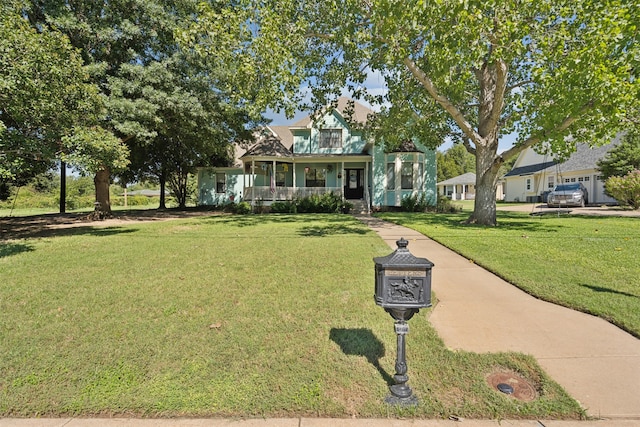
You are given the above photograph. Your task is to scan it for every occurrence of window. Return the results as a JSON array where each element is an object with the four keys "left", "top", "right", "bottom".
[
  {"left": 216, "top": 173, "right": 226, "bottom": 193},
  {"left": 584, "top": 176, "right": 590, "bottom": 182},
  {"left": 570, "top": 177, "right": 576, "bottom": 182},
  {"left": 526, "top": 178, "right": 532, "bottom": 191},
  {"left": 578, "top": 177, "right": 584, "bottom": 182},
  {"left": 276, "top": 171, "right": 286, "bottom": 187},
  {"left": 386, "top": 163, "right": 395, "bottom": 190},
  {"left": 305, "top": 168, "right": 326, "bottom": 187},
  {"left": 401, "top": 162, "right": 413, "bottom": 189},
  {"left": 548, "top": 176, "right": 555, "bottom": 189},
  {"left": 319, "top": 129, "right": 342, "bottom": 149}
]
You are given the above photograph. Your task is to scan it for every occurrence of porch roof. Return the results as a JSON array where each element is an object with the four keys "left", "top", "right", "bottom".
[{"left": 390, "top": 139, "right": 422, "bottom": 153}]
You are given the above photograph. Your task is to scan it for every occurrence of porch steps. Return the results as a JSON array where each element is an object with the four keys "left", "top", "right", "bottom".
[{"left": 348, "top": 199, "right": 370, "bottom": 215}]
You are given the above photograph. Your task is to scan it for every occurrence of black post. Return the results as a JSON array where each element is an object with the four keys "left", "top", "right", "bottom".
[
  {"left": 385, "top": 319, "right": 418, "bottom": 405},
  {"left": 59, "top": 161, "right": 66, "bottom": 213}
]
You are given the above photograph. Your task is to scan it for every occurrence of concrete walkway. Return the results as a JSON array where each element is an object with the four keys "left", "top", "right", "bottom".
[{"left": 358, "top": 216, "right": 640, "bottom": 420}]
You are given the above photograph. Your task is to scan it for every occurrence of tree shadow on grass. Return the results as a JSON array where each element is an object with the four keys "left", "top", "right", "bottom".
[
  {"left": 329, "top": 328, "right": 393, "bottom": 386},
  {"left": 298, "top": 224, "right": 370, "bottom": 237},
  {"left": 1, "top": 225, "right": 138, "bottom": 241},
  {"left": 205, "top": 213, "right": 372, "bottom": 236},
  {"left": 0, "top": 242, "right": 34, "bottom": 258},
  {"left": 378, "top": 211, "right": 576, "bottom": 234}
]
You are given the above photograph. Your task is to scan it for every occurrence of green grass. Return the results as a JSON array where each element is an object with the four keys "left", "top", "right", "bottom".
[
  {"left": 376, "top": 211, "right": 640, "bottom": 338},
  {"left": 0, "top": 214, "right": 582, "bottom": 418}
]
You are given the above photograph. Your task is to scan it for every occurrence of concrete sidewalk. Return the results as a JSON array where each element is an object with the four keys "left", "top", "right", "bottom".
[{"left": 358, "top": 216, "right": 640, "bottom": 420}]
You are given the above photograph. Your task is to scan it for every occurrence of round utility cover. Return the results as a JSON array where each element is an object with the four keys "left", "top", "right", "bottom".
[{"left": 497, "top": 383, "right": 514, "bottom": 394}]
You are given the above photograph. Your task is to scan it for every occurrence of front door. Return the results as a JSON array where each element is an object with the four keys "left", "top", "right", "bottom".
[{"left": 344, "top": 169, "right": 364, "bottom": 199}]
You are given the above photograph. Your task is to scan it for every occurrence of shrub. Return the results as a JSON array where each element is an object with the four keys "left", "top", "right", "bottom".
[
  {"left": 232, "top": 201, "right": 252, "bottom": 214},
  {"left": 434, "top": 197, "right": 463, "bottom": 213},
  {"left": 270, "top": 200, "right": 297, "bottom": 213},
  {"left": 295, "top": 192, "right": 350, "bottom": 213},
  {"left": 401, "top": 193, "right": 428, "bottom": 212},
  {"left": 605, "top": 170, "right": 640, "bottom": 209}
]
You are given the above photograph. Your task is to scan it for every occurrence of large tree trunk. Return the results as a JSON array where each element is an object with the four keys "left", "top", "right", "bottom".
[
  {"left": 90, "top": 167, "right": 112, "bottom": 220},
  {"left": 468, "top": 143, "right": 500, "bottom": 226},
  {"left": 159, "top": 174, "right": 167, "bottom": 209}
]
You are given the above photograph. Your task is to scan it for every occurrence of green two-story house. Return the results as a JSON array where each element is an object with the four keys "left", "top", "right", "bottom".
[{"left": 197, "top": 98, "right": 437, "bottom": 212}]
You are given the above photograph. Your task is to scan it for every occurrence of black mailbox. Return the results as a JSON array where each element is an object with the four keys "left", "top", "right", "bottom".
[
  {"left": 373, "top": 237, "right": 435, "bottom": 405},
  {"left": 374, "top": 237, "right": 433, "bottom": 312}
]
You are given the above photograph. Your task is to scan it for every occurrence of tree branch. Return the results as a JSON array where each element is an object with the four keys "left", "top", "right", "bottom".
[
  {"left": 403, "top": 57, "right": 482, "bottom": 146},
  {"left": 488, "top": 59, "right": 508, "bottom": 132},
  {"left": 500, "top": 106, "right": 590, "bottom": 161}
]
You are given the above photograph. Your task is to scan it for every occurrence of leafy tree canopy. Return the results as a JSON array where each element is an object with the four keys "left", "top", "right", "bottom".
[
  {"left": 437, "top": 144, "right": 476, "bottom": 181},
  {"left": 597, "top": 131, "right": 640, "bottom": 181},
  {"left": 0, "top": 8, "right": 126, "bottom": 188},
  {"left": 183, "top": 0, "right": 638, "bottom": 225}
]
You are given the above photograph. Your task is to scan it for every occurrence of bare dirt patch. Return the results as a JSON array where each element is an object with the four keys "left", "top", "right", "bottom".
[{"left": 0, "top": 208, "right": 221, "bottom": 241}]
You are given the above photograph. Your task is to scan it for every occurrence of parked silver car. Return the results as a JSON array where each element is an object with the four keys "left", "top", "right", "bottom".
[{"left": 547, "top": 183, "right": 589, "bottom": 207}]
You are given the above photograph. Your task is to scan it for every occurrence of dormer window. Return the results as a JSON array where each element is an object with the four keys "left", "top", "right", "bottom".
[{"left": 319, "top": 129, "right": 342, "bottom": 149}]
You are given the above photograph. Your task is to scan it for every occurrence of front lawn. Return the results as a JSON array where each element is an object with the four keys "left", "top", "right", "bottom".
[
  {"left": 376, "top": 211, "right": 640, "bottom": 338},
  {"left": 0, "top": 214, "right": 582, "bottom": 418}
]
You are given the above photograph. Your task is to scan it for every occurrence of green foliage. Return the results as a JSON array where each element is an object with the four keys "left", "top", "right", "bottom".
[
  {"left": 437, "top": 144, "right": 476, "bottom": 181},
  {"left": 61, "top": 127, "right": 129, "bottom": 175},
  {"left": 435, "top": 197, "right": 463, "bottom": 214},
  {"left": 270, "top": 200, "right": 297, "bottom": 213},
  {"left": 295, "top": 192, "right": 351, "bottom": 214},
  {"left": 0, "top": 10, "right": 107, "bottom": 183},
  {"left": 232, "top": 201, "right": 252, "bottom": 214},
  {"left": 604, "top": 170, "right": 640, "bottom": 209},
  {"left": 597, "top": 132, "right": 640, "bottom": 180},
  {"left": 184, "top": 0, "right": 638, "bottom": 226},
  {"left": 400, "top": 193, "right": 428, "bottom": 212}
]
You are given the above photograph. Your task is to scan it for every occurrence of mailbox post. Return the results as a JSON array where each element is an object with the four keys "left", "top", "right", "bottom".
[{"left": 374, "top": 238, "right": 434, "bottom": 405}]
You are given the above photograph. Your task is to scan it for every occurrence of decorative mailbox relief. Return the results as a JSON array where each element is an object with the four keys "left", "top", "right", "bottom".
[{"left": 374, "top": 238, "right": 433, "bottom": 310}]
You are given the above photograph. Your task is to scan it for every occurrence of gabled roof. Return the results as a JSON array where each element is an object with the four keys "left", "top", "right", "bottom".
[
  {"left": 391, "top": 139, "right": 422, "bottom": 153},
  {"left": 241, "top": 136, "right": 292, "bottom": 158},
  {"left": 267, "top": 126, "right": 294, "bottom": 150},
  {"left": 505, "top": 136, "right": 622, "bottom": 177},
  {"left": 438, "top": 172, "right": 476, "bottom": 186},
  {"left": 543, "top": 138, "right": 622, "bottom": 173},
  {"left": 291, "top": 97, "right": 374, "bottom": 128},
  {"left": 504, "top": 160, "right": 557, "bottom": 177}
]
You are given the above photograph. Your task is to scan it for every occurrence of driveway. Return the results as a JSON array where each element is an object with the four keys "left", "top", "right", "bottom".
[{"left": 496, "top": 203, "right": 640, "bottom": 217}]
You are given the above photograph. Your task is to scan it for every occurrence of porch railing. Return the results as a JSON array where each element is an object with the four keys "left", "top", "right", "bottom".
[{"left": 243, "top": 186, "right": 343, "bottom": 201}]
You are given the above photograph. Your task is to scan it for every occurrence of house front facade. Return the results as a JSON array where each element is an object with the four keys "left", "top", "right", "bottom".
[
  {"left": 503, "top": 136, "right": 622, "bottom": 204},
  {"left": 197, "top": 98, "right": 437, "bottom": 211}
]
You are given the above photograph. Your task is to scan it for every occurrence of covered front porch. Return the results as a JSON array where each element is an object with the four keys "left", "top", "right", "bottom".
[{"left": 241, "top": 157, "right": 371, "bottom": 207}]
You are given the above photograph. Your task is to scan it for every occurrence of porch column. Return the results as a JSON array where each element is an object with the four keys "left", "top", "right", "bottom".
[
  {"left": 293, "top": 162, "right": 297, "bottom": 196},
  {"left": 272, "top": 160, "right": 276, "bottom": 202},
  {"left": 251, "top": 160, "right": 256, "bottom": 209},
  {"left": 365, "top": 161, "right": 369, "bottom": 205},
  {"left": 341, "top": 161, "right": 345, "bottom": 198}
]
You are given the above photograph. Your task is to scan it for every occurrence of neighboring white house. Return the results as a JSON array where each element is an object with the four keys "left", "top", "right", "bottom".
[
  {"left": 437, "top": 172, "right": 505, "bottom": 201},
  {"left": 437, "top": 172, "right": 476, "bottom": 200},
  {"left": 503, "top": 136, "right": 622, "bottom": 204}
]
